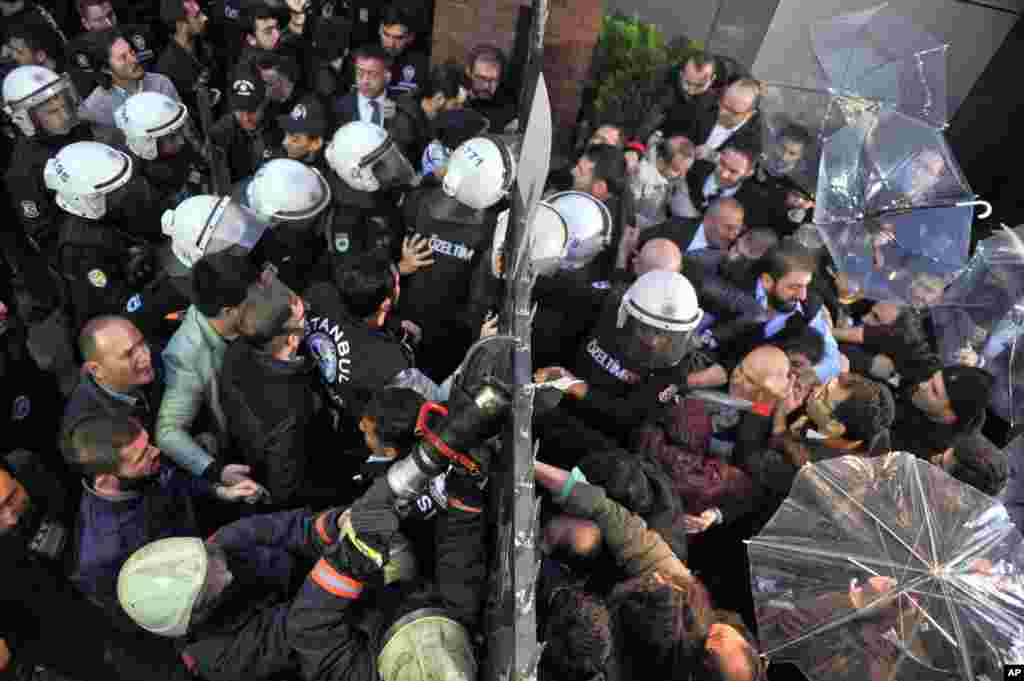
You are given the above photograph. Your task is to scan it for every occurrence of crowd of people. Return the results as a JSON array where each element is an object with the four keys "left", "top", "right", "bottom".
[{"left": 0, "top": 1, "right": 1018, "bottom": 680}]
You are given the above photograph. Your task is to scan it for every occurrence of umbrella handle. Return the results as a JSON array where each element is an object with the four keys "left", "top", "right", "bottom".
[{"left": 956, "top": 199, "right": 993, "bottom": 219}]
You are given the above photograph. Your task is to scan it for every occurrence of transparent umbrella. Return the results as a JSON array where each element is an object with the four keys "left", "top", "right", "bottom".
[
  {"left": 811, "top": 2, "right": 950, "bottom": 128},
  {"left": 758, "top": 83, "right": 833, "bottom": 201},
  {"left": 750, "top": 452, "right": 1024, "bottom": 680},
  {"left": 813, "top": 102, "right": 989, "bottom": 306}
]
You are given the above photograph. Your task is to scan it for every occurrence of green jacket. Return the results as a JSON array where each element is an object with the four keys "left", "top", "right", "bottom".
[
  {"left": 155, "top": 305, "right": 230, "bottom": 477},
  {"left": 554, "top": 481, "right": 692, "bottom": 584}
]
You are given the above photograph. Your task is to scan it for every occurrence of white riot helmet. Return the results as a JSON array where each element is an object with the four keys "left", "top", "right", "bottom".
[
  {"left": 43, "top": 141, "right": 132, "bottom": 220},
  {"left": 246, "top": 158, "right": 332, "bottom": 226},
  {"left": 325, "top": 120, "right": 417, "bottom": 193},
  {"left": 114, "top": 91, "right": 189, "bottom": 161},
  {"left": 377, "top": 608, "right": 477, "bottom": 681},
  {"left": 616, "top": 270, "right": 703, "bottom": 369},
  {"left": 161, "top": 194, "right": 272, "bottom": 268},
  {"left": 490, "top": 201, "right": 568, "bottom": 279},
  {"left": 443, "top": 136, "right": 516, "bottom": 211},
  {"left": 2, "top": 65, "right": 80, "bottom": 137},
  {"left": 546, "top": 190, "right": 613, "bottom": 271},
  {"left": 117, "top": 537, "right": 208, "bottom": 638}
]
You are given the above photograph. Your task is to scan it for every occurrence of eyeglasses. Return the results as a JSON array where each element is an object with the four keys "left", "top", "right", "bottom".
[{"left": 471, "top": 73, "right": 499, "bottom": 86}]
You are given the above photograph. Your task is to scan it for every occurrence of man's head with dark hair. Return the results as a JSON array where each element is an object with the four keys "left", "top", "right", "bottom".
[
  {"left": 771, "top": 123, "right": 811, "bottom": 176},
  {"left": 162, "top": 0, "right": 208, "bottom": 35},
  {"left": 805, "top": 373, "right": 895, "bottom": 443},
  {"left": 714, "top": 145, "right": 756, "bottom": 190},
  {"left": 192, "top": 251, "right": 259, "bottom": 324},
  {"left": 758, "top": 241, "right": 817, "bottom": 314},
  {"left": 361, "top": 387, "right": 426, "bottom": 455},
  {"left": 465, "top": 44, "right": 506, "bottom": 101},
  {"left": 572, "top": 143, "right": 626, "bottom": 201},
  {"left": 78, "top": 0, "right": 117, "bottom": 31},
  {"left": 702, "top": 616, "right": 766, "bottom": 681},
  {"left": 776, "top": 327, "right": 825, "bottom": 373},
  {"left": 353, "top": 43, "right": 393, "bottom": 100},
  {"left": 704, "top": 197, "right": 745, "bottom": 251},
  {"left": 679, "top": 52, "right": 717, "bottom": 98},
  {"left": 334, "top": 253, "right": 399, "bottom": 324},
  {"left": 88, "top": 28, "right": 143, "bottom": 86},
  {"left": 242, "top": 2, "right": 280, "bottom": 51},
  {"left": 542, "top": 588, "right": 613, "bottom": 681},
  {"left": 932, "top": 436, "right": 1008, "bottom": 496},
  {"left": 239, "top": 278, "right": 305, "bottom": 357},
  {"left": 379, "top": 5, "right": 416, "bottom": 58},
  {"left": 611, "top": 570, "right": 714, "bottom": 679},
  {"left": 417, "top": 62, "right": 468, "bottom": 119},
  {"left": 589, "top": 122, "right": 625, "bottom": 150},
  {"left": 65, "top": 416, "right": 161, "bottom": 491},
  {"left": 4, "top": 15, "right": 62, "bottom": 69}
]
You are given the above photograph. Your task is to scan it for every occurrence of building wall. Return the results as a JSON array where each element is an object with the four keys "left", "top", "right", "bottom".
[{"left": 430, "top": 0, "right": 603, "bottom": 139}]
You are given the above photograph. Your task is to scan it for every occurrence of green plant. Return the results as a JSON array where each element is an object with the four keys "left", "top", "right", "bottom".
[{"left": 588, "top": 13, "right": 702, "bottom": 140}]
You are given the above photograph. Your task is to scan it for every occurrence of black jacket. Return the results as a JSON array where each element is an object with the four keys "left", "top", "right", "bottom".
[
  {"left": 302, "top": 280, "right": 413, "bottom": 426},
  {"left": 61, "top": 367, "right": 165, "bottom": 454},
  {"left": 390, "top": 93, "right": 432, "bottom": 168},
  {"left": 680, "top": 105, "right": 763, "bottom": 157},
  {"left": 466, "top": 89, "right": 518, "bottom": 133},
  {"left": 686, "top": 160, "right": 788, "bottom": 232},
  {"left": 399, "top": 188, "right": 494, "bottom": 334},
  {"left": 209, "top": 114, "right": 281, "bottom": 184},
  {"left": 220, "top": 340, "right": 319, "bottom": 504},
  {"left": 5, "top": 123, "right": 93, "bottom": 246}
]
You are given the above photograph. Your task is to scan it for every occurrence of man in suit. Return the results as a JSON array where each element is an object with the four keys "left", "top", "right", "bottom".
[
  {"left": 333, "top": 43, "right": 394, "bottom": 127},
  {"left": 687, "top": 79, "right": 763, "bottom": 165},
  {"left": 650, "top": 52, "right": 719, "bottom": 142},
  {"left": 687, "top": 144, "right": 758, "bottom": 215},
  {"left": 640, "top": 197, "right": 745, "bottom": 257}
]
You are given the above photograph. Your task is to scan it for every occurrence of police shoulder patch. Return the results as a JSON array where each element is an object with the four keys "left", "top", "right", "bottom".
[
  {"left": 11, "top": 395, "right": 31, "bottom": 421},
  {"left": 21, "top": 201, "right": 40, "bottom": 218},
  {"left": 334, "top": 232, "right": 350, "bottom": 253},
  {"left": 591, "top": 280, "right": 611, "bottom": 290},
  {"left": 87, "top": 269, "right": 108, "bottom": 288},
  {"left": 126, "top": 294, "right": 143, "bottom": 313}
]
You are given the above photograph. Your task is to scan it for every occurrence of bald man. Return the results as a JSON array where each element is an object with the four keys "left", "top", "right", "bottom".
[
  {"left": 695, "top": 79, "right": 763, "bottom": 163},
  {"left": 630, "top": 237, "right": 683, "bottom": 277},
  {"left": 61, "top": 316, "right": 163, "bottom": 450},
  {"left": 729, "top": 345, "right": 790, "bottom": 406},
  {"left": 640, "top": 197, "right": 745, "bottom": 258}
]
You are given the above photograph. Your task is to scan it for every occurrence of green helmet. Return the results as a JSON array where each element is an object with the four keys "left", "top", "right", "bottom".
[
  {"left": 377, "top": 608, "right": 477, "bottom": 681},
  {"left": 117, "top": 537, "right": 208, "bottom": 638}
]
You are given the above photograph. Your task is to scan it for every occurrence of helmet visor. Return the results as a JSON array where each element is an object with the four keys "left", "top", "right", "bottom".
[
  {"left": 196, "top": 198, "right": 272, "bottom": 257},
  {"left": 619, "top": 315, "right": 697, "bottom": 370},
  {"left": 269, "top": 168, "right": 332, "bottom": 228},
  {"left": 28, "top": 76, "right": 80, "bottom": 136},
  {"left": 366, "top": 141, "right": 416, "bottom": 189}
]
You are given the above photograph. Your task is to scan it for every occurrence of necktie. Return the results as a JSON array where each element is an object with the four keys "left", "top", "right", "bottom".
[{"left": 370, "top": 99, "right": 382, "bottom": 126}]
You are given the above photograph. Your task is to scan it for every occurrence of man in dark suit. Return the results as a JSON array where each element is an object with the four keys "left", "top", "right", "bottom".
[
  {"left": 464, "top": 44, "right": 518, "bottom": 133},
  {"left": 648, "top": 52, "right": 719, "bottom": 142},
  {"left": 640, "top": 196, "right": 745, "bottom": 257},
  {"left": 687, "top": 145, "right": 758, "bottom": 214},
  {"left": 686, "top": 79, "right": 764, "bottom": 164},
  {"left": 332, "top": 43, "right": 394, "bottom": 127}
]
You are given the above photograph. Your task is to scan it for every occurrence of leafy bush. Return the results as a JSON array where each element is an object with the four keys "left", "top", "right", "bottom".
[{"left": 588, "top": 13, "right": 702, "bottom": 140}]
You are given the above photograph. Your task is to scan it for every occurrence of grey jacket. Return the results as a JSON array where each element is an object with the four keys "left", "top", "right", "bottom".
[{"left": 156, "top": 306, "right": 230, "bottom": 476}]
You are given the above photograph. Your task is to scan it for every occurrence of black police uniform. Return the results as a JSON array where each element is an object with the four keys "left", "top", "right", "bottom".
[
  {"left": 566, "top": 290, "right": 706, "bottom": 443},
  {"left": 128, "top": 243, "right": 195, "bottom": 341},
  {"left": 54, "top": 213, "right": 151, "bottom": 333},
  {"left": 5, "top": 123, "right": 93, "bottom": 249},
  {"left": 302, "top": 279, "right": 413, "bottom": 433},
  {"left": 324, "top": 176, "right": 404, "bottom": 268},
  {"left": 399, "top": 187, "right": 494, "bottom": 380}
]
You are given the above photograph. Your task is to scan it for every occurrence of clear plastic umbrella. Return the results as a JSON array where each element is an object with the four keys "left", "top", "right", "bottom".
[
  {"left": 750, "top": 452, "right": 1024, "bottom": 680},
  {"left": 810, "top": 2, "right": 950, "bottom": 128},
  {"left": 758, "top": 83, "right": 834, "bottom": 200},
  {"left": 813, "top": 103, "right": 987, "bottom": 306}
]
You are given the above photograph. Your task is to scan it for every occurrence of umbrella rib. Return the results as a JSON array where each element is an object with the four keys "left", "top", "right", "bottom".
[
  {"left": 945, "top": 520, "right": 1018, "bottom": 572},
  {"left": 746, "top": 538, "right": 929, "bottom": 575},
  {"left": 910, "top": 459, "right": 941, "bottom": 566},
  {"left": 808, "top": 466, "right": 931, "bottom": 567},
  {"left": 761, "top": 573, "right": 933, "bottom": 657},
  {"left": 938, "top": 576, "right": 979, "bottom": 681}
]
